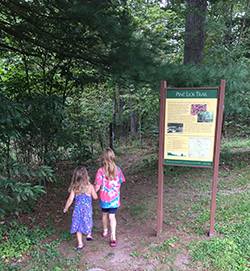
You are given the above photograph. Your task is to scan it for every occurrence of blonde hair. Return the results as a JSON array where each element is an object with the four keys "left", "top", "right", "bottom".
[
  {"left": 68, "top": 166, "right": 90, "bottom": 196},
  {"left": 101, "top": 148, "right": 117, "bottom": 180}
]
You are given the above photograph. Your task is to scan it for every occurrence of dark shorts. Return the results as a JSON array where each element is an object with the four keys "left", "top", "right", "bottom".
[{"left": 102, "top": 208, "right": 117, "bottom": 214}]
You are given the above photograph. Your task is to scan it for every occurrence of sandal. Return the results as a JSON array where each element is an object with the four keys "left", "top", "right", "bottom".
[
  {"left": 110, "top": 239, "right": 117, "bottom": 247},
  {"left": 102, "top": 229, "right": 109, "bottom": 238},
  {"left": 110, "top": 232, "right": 117, "bottom": 247},
  {"left": 86, "top": 234, "right": 93, "bottom": 241},
  {"left": 77, "top": 243, "right": 84, "bottom": 250}
]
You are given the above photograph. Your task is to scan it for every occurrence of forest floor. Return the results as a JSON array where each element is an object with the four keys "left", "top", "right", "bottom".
[{"left": 6, "top": 140, "right": 249, "bottom": 271}]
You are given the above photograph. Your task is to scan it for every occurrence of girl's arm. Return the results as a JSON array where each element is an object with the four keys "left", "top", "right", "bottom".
[
  {"left": 63, "top": 189, "right": 75, "bottom": 213},
  {"left": 95, "top": 185, "right": 100, "bottom": 193},
  {"left": 91, "top": 185, "right": 98, "bottom": 200},
  {"left": 94, "top": 168, "right": 102, "bottom": 193}
]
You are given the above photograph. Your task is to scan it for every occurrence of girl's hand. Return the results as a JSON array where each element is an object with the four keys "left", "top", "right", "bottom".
[
  {"left": 91, "top": 185, "right": 98, "bottom": 200},
  {"left": 63, "top": 190, "right": 75, "bottom": 213},
  {"left": 95, "top": 184, "right": 100, "bottom": 193}
]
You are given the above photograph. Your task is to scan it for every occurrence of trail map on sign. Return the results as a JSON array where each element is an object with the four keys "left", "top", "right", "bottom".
[
  {"left": 189, "top": 138, "right": 212, "bottom": 158},
  {"left": 164, "top": 89, "right": 218, "bottom": 167}
]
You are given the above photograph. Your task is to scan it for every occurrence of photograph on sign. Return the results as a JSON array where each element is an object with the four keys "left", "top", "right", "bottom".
[
  {"left": 167, "top": 123, "right": 183, "bottom": 133},
  {"left": 191, "top": 104, "right": 207, "bottom": 115},
  {"left": 164, "top": 89, "right": 218, "bottom": 167}
]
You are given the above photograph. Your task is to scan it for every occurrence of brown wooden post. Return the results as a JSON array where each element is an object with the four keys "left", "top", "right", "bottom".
[
  {"left": 209, "top": 79, "right": 226, "bottom": 237},
  {"left": 157, "top": 81, "right": 166, "bottom": 236}
]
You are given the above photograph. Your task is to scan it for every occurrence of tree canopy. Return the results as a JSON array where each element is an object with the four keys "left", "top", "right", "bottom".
[
  {"left": 1, "top": 0, "right": 250, "bottom": 219},
  {"left": 0, "top": 0, "right": 162, "bottom": 85}
]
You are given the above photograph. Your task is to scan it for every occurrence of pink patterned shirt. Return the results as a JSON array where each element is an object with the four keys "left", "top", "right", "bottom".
[{"left": 94, "top": 166, "right": 125, "bottom": 209}]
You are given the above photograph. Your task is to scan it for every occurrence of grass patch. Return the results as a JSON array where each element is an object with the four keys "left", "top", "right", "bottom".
[
  {"left": 189, "top": 187, "right": 250, "bottom": 270},
  {"left": 189, "top": 213, "right": 250, "bottom": 270},
  {"left": 0, "top": 221, "right": 82, "bottom": 271},
  {"left": 221, "top": 137, "right": 250, "bottom": 149}
]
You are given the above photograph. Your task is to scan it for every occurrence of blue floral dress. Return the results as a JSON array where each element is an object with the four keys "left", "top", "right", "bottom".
[{"left": 70, "top": 193, "right": 93, "bottom": 234}]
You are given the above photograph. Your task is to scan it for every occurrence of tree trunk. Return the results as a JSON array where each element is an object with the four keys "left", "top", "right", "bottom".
[
  {"left": 113, "top": 88, "right": 116, "bottom": 136},
  {"left": 224, "top": 5, "right": 233, "bottom": 48},
  {"left": 117, "top": 86, "right": 126, "bottom": 138},
  {"left": 138, "top": 113, "right": 142, "bottom": 144},
  {"left": 118, "top": 86, "right": 121, "bottom": 123},
  {"left": 130, "top": 98, "right": 136, "bottom": 140},
  {"left": 237, "top": 1, "right": 250, "bottom": 45},
  {"left": 184, "top": 0, "right": 207, "bottom": 66}
]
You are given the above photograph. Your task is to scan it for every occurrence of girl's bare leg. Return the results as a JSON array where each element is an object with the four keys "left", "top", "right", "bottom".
[
  {"left": 102, "top": 212, "right": 108, "bottom": 229},
  {"left": 109, "top": 213, "right": 117, "bottom": 241},
  {"left": 76, "top": 232, "right": 83, "bottom": 246},
  {"left": 102, "top": 212, "right": 109, "bottom": 235}
]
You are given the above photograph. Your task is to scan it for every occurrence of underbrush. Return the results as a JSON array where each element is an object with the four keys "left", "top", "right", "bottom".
[{"left": 0, "top": 221, "right": 77, "bottom": 271}]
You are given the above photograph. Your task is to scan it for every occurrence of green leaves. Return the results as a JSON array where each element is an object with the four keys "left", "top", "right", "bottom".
[
  {"left": 0, "top": 93, "right": 29, "bottom": 142},
  {"left": 0, "top": 162, "right": 58, "bottom": 218},
  {"left": 191, "top": 216, "right": 250, "bottom": 270},
  {"left": 0, "top": 223, "right": 56, "bottom": 265},
  {"left": 0, "top": 0, "right": 136, "bottom": 70}
]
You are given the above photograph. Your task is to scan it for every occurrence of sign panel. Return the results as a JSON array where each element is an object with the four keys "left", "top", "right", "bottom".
[{"left": 164, "top": 88, "right": 218, "bottom": 167}]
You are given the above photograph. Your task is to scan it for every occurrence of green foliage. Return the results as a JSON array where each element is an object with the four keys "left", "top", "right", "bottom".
[
  {"left": 0, "top": 93, "right": 29, "bottom": 149},
  {"left": 122, "top": 85, "right": 160, "bottom": 140},
  {"left": 0, "top": 0, "right": 158, "bottom": 83},
  {"left": 220, "top": 137, "right": 250, "bottom": 168},
  {"left": 64, "top": 85, "right": 113, "bottom": 150},
  {"left": 190, "top": 209, "right": 250, "bottom": 270},
  {"left": 0, "top": 162, "right": 60, "bottom": 218},
  {"left": 19, "top": 95, "right": 67, "bottom": 164},
  {"left": 204, "top": 0, "right": 250, "bottom": 66},
  {"left": 0, "top": 224, "right": 34, "bottom": 260},
  {"left": 183, "top": 137, "right": 250, "bottom": 270},
  {"left": 149, "top": 237, "right": 179, "bottom": 253},
  {"left": 130, "top": 204, "right": 147, "bottom": 217},
  {"left": 0, "top": 222, "right": 55, "bottom": 265},
  {"left": 127, "top": 0, "right": 184, "bottom": 62}
]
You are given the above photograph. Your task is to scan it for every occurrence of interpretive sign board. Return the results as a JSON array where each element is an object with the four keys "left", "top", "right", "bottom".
[
  {"left": 164, "top": 88, "right": 218, "bottom": 168},
  {"left": 157, "top": 80, "right": 226, "bottom": 237}
]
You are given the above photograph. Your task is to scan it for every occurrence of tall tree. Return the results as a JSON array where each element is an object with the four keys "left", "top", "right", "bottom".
[{"left": 184, "top": 0, "right": 207, "bottom": 65}]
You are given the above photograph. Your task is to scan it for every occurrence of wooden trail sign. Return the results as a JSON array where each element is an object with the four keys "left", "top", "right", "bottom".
[{"left": 157, "top": 80, "right": 225, "bottom": 237}]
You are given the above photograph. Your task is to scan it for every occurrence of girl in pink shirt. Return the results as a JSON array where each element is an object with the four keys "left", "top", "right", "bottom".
[{"left": 94, "top": 148, "right": 125, "bottom": 247}]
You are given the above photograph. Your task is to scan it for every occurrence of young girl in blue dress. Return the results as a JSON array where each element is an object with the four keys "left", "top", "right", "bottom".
[{"left": 64, "top": 166, "right": 98, "bottom": 250}]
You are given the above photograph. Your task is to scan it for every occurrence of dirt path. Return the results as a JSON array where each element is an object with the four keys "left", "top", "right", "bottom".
[
  {"left": 58, "top": 149, "right": 162, "bottom": 271},
  {"left": 17, "top": 147, "right": 212, "bottom": 270}
]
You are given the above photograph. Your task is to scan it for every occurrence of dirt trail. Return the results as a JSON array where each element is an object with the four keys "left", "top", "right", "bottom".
[
  {"left": 17, "top": 147, "right": 208, "bottom": 271},
  {"left": 57, "top": 149, "right": 161, "bottom": 271}
]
